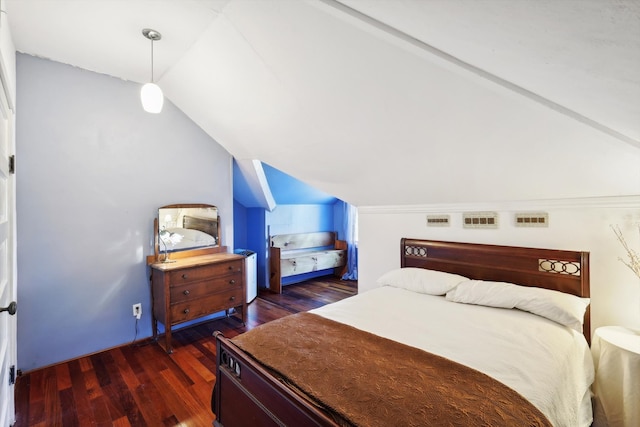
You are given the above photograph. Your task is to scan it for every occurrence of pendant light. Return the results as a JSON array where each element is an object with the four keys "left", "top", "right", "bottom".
[{"left": 141, "top": 28, "right": 163, "bottom": 113}]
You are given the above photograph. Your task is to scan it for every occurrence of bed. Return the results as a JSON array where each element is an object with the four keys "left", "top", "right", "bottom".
[
  {"left": 161, "top": 214, "right": 218, "bottom": 252},
  {"left": 183, "top": 214, "right": 219, "bottom": 240},
  {"left": 269, "top": 231, "right": 347, "bottom": 293},
  {"left": 211, "top": 238, "right": 593, "bottom": 426}
]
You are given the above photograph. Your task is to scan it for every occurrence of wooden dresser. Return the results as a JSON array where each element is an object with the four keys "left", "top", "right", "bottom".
[{"left": 150, "top": 253, "right": 245, "bottom": 353}]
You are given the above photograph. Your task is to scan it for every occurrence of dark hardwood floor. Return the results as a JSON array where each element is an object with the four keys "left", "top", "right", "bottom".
[{"left": 14, "top": 277, "right": 357, "bottom": 427}]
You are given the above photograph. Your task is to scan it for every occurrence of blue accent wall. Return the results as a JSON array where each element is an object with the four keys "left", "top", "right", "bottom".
[
  {"left": 267, "top": 204, "right": 338, "bottom": 285},
  {"left": 262, "top": 163, "right": 337, "bottom": 205},
  {"left": 233, "top": 199, "right": 248, "bottom": 249},
  {"left": 234, "top": 203, "right": 344, "bottom": 289},
  {"left": 16, "top": 54, "right": 234, "bottom": 371},
  {"left": 233, "top": 161, "right": 346, "bottom": 289}
]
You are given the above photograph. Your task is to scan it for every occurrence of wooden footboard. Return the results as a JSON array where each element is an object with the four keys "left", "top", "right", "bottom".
[{"left": 212, "top": 331, "right": 338, "bottom": 427}]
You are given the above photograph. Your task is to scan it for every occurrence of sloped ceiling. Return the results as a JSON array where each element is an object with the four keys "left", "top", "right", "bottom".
[
  {"left": 5, "top": 0, "right": 640, "bottom": 206},
  {"left": 233, "top": 160, "right": 337, "bottom": 208}
]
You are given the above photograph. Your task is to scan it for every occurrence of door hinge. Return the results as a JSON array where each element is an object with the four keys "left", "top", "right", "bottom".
[
  {"left": 9, "top": 365, "right": 15, "bottom": 385},
  {"left": 9, "top": 155, "right": 15, "bottom": 174}
]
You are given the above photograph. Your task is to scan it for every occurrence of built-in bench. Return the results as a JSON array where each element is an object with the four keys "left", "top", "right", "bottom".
[{"left": 269, "top": 231, "right": 347, "bottom": 293}]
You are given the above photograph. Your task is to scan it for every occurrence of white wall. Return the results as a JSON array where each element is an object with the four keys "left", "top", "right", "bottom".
[
  {"left": 16, "top": 54, "right": 233, "bottom": 371},
  {"left": 358, "top": 197, "right": 640, "bottom": 336},
  {"left": 0, "top": 8, "right": 16, "bottom": 105}
]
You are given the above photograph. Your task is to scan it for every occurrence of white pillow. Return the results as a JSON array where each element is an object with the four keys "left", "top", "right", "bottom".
[
  {"left": 167, "top": 228, "right": 216, "bottom": 244},
  {"left": 445, "top": 280, "right": 590, "bottom": 331},
  {"left": 376, "top": 268, "right": 469, "bottom": 296}
]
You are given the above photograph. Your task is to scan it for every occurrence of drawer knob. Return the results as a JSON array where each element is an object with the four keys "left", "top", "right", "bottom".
[
  {"left": 228, "top": 266, "right": 234, "bottom": 270},
  {"left": 229, "top": 296, "right": 235, "bottom": 301},
  {"left": 181, "top": 274, "right": 188, "bottom": 280},
  {"left": 183, "top": 290, "right": 190, "bottom": 296},
  {"left": 229, "top": 279, "right": 236, "bottom": 285},
  {"left": 183, "top": 308, "right": 190, "bottom": 314}
]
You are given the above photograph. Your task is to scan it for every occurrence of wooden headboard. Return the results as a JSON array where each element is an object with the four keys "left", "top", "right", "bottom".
[
  {"left": 401, "top": 239, "right": 591, "bottom": 342},
  {"left": 183, "top": 214, "right": 219, "bottom": 239}
]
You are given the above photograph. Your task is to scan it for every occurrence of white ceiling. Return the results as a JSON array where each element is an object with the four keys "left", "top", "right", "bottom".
[{"left": 4, "top": 0, "right": 640, "bottom": 206}]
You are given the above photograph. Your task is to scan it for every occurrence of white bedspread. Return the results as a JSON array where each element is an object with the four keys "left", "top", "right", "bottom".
[{"left": 310, "top": 286, "right": 594, "bottom": 427}]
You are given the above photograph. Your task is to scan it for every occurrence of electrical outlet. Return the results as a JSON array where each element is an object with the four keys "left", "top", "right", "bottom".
[{"left": 132, "top": 303, "right": 142, "bottom": 320}]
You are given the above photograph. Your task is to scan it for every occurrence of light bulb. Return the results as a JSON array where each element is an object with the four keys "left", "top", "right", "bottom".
[{"left": 141, "top": 83, "right": 164, "bottom": 114}]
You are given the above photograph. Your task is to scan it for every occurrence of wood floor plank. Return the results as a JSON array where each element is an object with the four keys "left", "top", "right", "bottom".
[
  {"left": 59, "top": 387, "right": 79, "bottom": 427},
  {"left": 24, "top": 400, "right": 43, "bottom": 427},
  {"left": 26, "top": 369, "right": 44, "bottom": 409},
  {"left": 68, "top": 359, "right": 96, "bottom": 427},
  {"left": 106, "top": 381, "right": 145, "bottom": 427},
  {"left": 110, "top": 348, "right": 141, "bottom": 390},
  {"left": 161, "top": 414, "right": 180, "bottom": 426},
  {"left": 158, "top": 368, "right": 212, "bottom": 426},
  {"left": 14, "top": 277, "right": 357, "bottom": 426},
  {"left": 172, "top": 345, "right": 214, "bottom": 384},
  {"left": 54, "top": 363, "right": 72, "bottom": 391},
  {"left": 112, "top": 415, "right": 132, "bottom": 427},
  {"left": 90, "top": 394, "right": 116, "bottom": 427},
  {"left": 128, "top": 382, "right": 169, "bottom": 427},
  {"left": 110, "top": 350, "right": 160, "bottom": 427},
  {"left": 13, "top": 370, "right": 30, "bottom": 427},
  {"left": 42, "top": 367, "right": 62, "bottom": 426},
  {"left": 78, "top": 356, "right": 93, "bottom": 373},
  {"left": 92, "top": 354, "right": 129, "bottom": 422},
  {"left": 127, "top": 361, "right": 174, "bottom": 424},
  {"left": 81, "top": 364, "right": 103, "bottom": 400}
]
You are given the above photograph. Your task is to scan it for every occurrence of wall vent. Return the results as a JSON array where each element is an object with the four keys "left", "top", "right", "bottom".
[
  {"left": 515, "top": 212, "right": 549, "bottom": 227},
  {"left": 463, "top": 212, "right": 498, "bottom": 229},
  {"left": 426, "top": 215, "right": 450, "bottom": 227}
]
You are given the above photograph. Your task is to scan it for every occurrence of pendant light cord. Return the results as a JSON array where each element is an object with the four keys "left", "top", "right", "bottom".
[
  {"left": 150, "top": 38, "right": 154, "bottom": 83},
  {"left": 142, "top": 28, "right": 161, "bottom": 83}
]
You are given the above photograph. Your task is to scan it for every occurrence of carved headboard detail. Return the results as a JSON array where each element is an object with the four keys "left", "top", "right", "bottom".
[{"left": 400, "top": 238, "right": 591, "bottom": 342}]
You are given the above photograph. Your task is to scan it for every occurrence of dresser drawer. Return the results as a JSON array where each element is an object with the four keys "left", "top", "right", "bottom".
[
  {"left": 170, "top": 275, "right": 242, "bottom": 303},
  {"left": 170, "top": 289, "right": 243, "bottom": 324},
  {"left": 169, "top": 260, "right": 242, "bottom": 285}
]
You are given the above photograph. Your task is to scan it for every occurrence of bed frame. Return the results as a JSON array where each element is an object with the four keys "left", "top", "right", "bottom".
[
  {"left": 269, "top": 231, "right": 347, "bottom": 293},
  {"left": 211, "top": 238, "right": 590, "bottom": 426},
  {"left": 183, "top": 214, "right": 219, "bottom": 240}
]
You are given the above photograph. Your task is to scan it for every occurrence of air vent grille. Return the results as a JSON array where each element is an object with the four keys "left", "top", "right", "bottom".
[
  {"left": 463, "top": 212, "right": 498, "bottom": 229},
  {"left": 515, "top": 213, "right": 549, "bottom": 227},
  {"left": 426, "top": 215, "right": 450, "bottom": 227}
]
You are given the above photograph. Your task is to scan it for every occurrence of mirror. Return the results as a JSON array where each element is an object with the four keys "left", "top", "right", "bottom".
[{"left": 157, "top": 204, "right": 219, "bottom": 257}]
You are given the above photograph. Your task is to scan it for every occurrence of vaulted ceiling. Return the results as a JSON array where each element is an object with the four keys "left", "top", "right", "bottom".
[{"left": 5, "top": 0, "right": 640, "bottom": 206}]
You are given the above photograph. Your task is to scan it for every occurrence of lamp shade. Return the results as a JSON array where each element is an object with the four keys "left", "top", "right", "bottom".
[{"left": 140, "top": 83, "right": 164, "bottom": 113}]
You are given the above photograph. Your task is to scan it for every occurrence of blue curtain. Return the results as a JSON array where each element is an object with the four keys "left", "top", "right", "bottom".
[{"left": 341, "top": 202, "right": 358, "bottom": 280}]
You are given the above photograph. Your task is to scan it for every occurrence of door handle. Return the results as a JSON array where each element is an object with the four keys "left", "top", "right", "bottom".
[{"left": 0, "top": 301, "right": 16, "bottom": 315}]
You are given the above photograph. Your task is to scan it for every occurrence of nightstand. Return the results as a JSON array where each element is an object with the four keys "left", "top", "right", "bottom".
[{"left": 591, "top": 326, "right": 640, "bottom": 427}]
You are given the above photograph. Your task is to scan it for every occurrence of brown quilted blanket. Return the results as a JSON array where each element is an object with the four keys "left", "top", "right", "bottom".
[{"left": 232, "top": 312, "right": 552, "bottom": 427}]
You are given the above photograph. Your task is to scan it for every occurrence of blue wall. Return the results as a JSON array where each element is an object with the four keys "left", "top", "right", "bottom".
[
  {"left": 235, "top": 203, "right": 345, "bottom": 288},
  {"left": 16, "top": 54, "right": 233, "bottom": 371},
  {"left": 234, "top": 202, "right": 348, "bottom": 288},
  {"left": 233, "top": 199, "right": 248, "bottom": 248},
  {"left": 267, "top": 204, "right": 339, "bottom": 286},
  {"left": 261, "top": 163, "right": 337, "bottom": 205},
  {"left": 233, "top": 161, "right": 347, "bottom": 289}
]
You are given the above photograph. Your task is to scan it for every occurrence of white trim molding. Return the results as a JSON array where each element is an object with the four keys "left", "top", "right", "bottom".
[{"left": 358, "top": 195, "right": 640, "bottom": 215}]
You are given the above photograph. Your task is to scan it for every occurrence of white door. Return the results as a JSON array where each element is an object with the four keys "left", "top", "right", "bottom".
[{"left": 0, "top": 71, "right": 16, "bottom": 427}]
